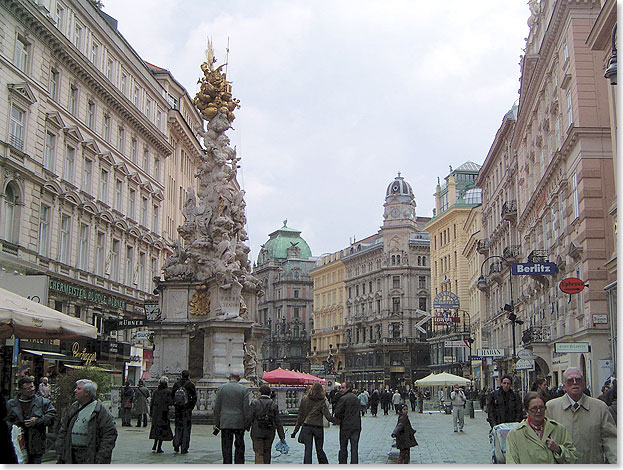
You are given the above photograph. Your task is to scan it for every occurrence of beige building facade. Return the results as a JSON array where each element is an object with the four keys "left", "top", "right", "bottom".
[{"left": 310, "top": 249, "right": 347, "bottom": 375}]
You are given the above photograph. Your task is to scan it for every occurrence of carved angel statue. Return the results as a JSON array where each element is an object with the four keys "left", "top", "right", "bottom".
[{"left": 243, "top": 342, "right": 258, "bottom": 384}]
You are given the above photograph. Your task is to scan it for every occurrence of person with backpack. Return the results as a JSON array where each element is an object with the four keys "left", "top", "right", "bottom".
[
  {"left": 249, "top": 385, "right": 286, "bottom": 464},
  {"left": 171, "top": 370, "right": 197, "bottom": 454}
]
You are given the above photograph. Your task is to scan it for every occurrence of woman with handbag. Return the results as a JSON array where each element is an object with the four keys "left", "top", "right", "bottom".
[
  {"left": 149, "top": 376, "right": 173, "bottom": 453},
  {"left": 290, "top": 383, "right": 338, "bottom": 464},
  {"left": 391, "top": 404, "right": 417, "bottom": 464}
]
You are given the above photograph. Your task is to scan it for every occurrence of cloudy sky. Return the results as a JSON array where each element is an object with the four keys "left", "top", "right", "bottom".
[{"left": 102, "top": 0, "right": 531, "bottom": 263}]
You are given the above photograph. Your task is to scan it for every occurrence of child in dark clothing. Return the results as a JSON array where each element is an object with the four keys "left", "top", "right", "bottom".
[{"left": 391, "top": 404, "right": 417, "bottom": 464}]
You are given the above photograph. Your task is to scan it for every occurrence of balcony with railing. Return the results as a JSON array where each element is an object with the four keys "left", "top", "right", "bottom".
[
  {"left": 521, "top": 326, "right": 551, "bottom": 345},
  {"left": 477, "top": 238, "right": 490, "bottom": 254},
  {"left": 489, "top": 261, "right": 505, "bottom": 282},
  {"left": 502, "top": 200, "right": 517, "bottom": 221}
]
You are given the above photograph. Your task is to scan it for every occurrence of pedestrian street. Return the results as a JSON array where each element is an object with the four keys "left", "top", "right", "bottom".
[{"left": 42, "top": 408, "right": 493, "bottom": 465}]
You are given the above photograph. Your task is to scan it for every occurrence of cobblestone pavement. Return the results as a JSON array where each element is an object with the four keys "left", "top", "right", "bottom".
[{"left": 44, "top": 409, "right": 493, "bottom": 464}]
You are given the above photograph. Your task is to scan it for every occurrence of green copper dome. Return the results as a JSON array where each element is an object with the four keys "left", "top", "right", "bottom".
[{"left": 258, "top": 220, "right": 312, "bottom": 263}]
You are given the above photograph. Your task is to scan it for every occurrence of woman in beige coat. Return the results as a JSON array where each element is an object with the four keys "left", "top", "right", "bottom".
[{"left": 506, "top": 392, "right": 577, "bottom": 464}]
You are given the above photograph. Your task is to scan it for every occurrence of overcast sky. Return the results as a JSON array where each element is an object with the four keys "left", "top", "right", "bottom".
[{"left": 102, "top": 0, "right": 531, "bottom": 264}]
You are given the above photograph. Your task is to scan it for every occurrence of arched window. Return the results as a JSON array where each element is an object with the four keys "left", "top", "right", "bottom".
[{"left": 3, "top": 183, "right": 20, "bottom": 242}]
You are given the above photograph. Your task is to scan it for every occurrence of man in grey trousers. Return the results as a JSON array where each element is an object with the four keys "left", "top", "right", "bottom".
[{"left": 213, "top": 371, "right": 250, "bottom": 464}]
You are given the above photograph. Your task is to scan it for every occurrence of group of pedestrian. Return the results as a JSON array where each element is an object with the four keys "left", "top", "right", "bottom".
[{"left": 488, "top": 369, "right": 617, "bottom": 464}]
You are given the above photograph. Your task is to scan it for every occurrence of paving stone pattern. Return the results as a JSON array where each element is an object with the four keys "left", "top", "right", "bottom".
[{"left": 44, "top": 409, "right": 493, "bottom": 464}]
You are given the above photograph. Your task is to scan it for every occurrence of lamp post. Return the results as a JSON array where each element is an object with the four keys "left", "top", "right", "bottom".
[
  {"left": 477, "top": 255, "right": 523, "bottom": 365},
  {"left": 604, "top": 23, "right": 617, "bottom": 86}
]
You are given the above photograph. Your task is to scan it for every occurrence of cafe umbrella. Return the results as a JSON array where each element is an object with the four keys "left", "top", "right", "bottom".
[{"left": 0, "top": 286, "right": 97, "bottom": 340}]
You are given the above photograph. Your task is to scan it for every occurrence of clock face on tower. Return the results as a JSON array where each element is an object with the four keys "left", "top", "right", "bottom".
[{"left": 391, "top": 208, "right": 400, "bottom": 218}]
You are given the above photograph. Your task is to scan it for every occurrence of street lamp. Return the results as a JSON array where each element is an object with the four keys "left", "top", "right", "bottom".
[
  {"left": 477, "top": 255, "right": 523, "bottom": 364},
  {"left": 604, "top": 24, "right": 617, "bottom": 86}
]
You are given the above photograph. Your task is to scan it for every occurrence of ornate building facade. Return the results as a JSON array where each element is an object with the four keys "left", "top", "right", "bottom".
[
  {"left": 342, "top": 174, "right": 431, "bottom": 390},
  {"left": 425, "top": 162, "right": 482, "bottom": 378},
  {"left": 477, "top": 0, "right": 615, "bottom": 392},
  {"left": 254, "top": 222, "right": 316, "bottom": 373},
  {"left": 0, "top": 0, "right": 201, "bottom": 388}
]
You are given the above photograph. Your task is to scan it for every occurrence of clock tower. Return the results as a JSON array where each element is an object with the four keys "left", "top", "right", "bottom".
[{"left": 382, "top": 172, "right": 417, "bottom": 228}]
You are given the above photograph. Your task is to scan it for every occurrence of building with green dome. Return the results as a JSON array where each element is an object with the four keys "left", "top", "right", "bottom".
[{"left": 254, "top": 220, "right": 316, "bottom": 373}]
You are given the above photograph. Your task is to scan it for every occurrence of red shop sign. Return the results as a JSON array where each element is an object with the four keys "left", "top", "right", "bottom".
[{"left": 559, "top": 277, "right": 586, "bottom": 294}]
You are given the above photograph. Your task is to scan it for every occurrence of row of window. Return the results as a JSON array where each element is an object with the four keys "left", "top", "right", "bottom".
[{"left": 37, "top": 202, "right": 159, "bottom": 291}]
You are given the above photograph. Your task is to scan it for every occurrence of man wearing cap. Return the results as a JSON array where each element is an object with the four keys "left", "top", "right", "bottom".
[{"left": 213, "top": 371, "right": 251, "bottom": 464}]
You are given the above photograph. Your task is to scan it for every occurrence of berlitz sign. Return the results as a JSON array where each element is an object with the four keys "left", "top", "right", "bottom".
[{"left": 512, "top": 262, "right": 558, "bottom": 275}]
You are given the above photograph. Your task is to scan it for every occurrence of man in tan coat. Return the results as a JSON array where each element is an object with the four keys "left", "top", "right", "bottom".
[{"left": 545, "top": 367, "right": 616, "bottom": 464}]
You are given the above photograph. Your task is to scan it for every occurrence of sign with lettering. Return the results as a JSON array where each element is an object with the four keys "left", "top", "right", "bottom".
[
  {"left": 559, "top": 277, "right": 586, "bottom": 294},
  {"left": 554, "top": 342, "right": 590, "bottom": 353},
  {"left": 515, "top": 359, "right": 535, "bottom": 370},
  {"left": 433, "top": 315, "right": 460, "bottom": 325},
  {"left": 477, "top": 349, "right": 505, "bottom": 357},
  {"left": 511, "top": 262, "right": 559, "bottom": 275},
  {"left": 49, "top": 279, "right": 126, "bottom": 309},
  {"left": 444, "top": 341, "right": 467, "bottom": 348},
  {"left": 433, "top": 291, "right": 460, "bottom": 310},
  {"left": 71, "top": 341, "right": 97, "bottom": 366},
  {"left": 592, "top": 314, "right": 608, "bottom": 325},
  {"left": 135, "top": 331, "right": 152, "bottom": 340}
]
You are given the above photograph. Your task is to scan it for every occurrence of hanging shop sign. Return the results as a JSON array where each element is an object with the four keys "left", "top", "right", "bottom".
[
  {"left": 49, "top": 278, "right": 126, "bottom": 309},
  {"left": 515, "top": 359, "right": 535, "bottom": 370},
  {"left": 554, "top": 342, "right": 590, "bottom": 353},
  {"left": 433, "top": 315, "right": 460, "bottom": 325},
  {"left": 477, "top": 349, "right": 504, "bottom": 357},
  {"left": 433, "top": 291, "right": 460, "bottom": 310},
  {"left": 559, "top": 277, "right": 586, "bottom": 294},
  {"left": 511, "top": 262, "right": 558, "bottom": 275}
]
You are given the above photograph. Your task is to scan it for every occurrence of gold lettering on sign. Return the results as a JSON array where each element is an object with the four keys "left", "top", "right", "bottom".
[
  {"left": 72, "top": 342, "right": 97, "bottom": 366},
  {"left": 189, "top": 285, "right": 210, "bottom": 316}
]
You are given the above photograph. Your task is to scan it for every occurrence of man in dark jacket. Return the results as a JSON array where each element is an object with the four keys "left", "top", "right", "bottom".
[
  {"left": 248, "top": 385, "right": 285, "bottom": 464},
  {"left": 120, "top": 380, "right": 134, "bottom": 426},
  {"left": 380, "top": 389, "right": 391, "bottom": 415},
  {"left": 213, "top": 371, "right": 250, "bottom": 464},
  {"left": 334, "top": 382, "right": 361, "bottom": 464},
  {"left": 487, "top": 375, "right": 523, "bottom": 428},
  {"left": 171, "top": 370, "right": 197, "bottom": 454},
  {"left": 55, "top": 379, "right": 117, "bottom": 464},
  {"left": 6, "top": 376, "right": 56, "bottom": 463}
]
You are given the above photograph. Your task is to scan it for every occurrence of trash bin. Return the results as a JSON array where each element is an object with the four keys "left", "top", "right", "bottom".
[
  {"left": 444, "top": 402, "right": 452, "bottom": 414},
  {"left": 467, "top": 399, "right": 475, "bottom": 418}
]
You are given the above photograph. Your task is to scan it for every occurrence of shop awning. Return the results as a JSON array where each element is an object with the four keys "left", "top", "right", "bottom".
[
  {"left": 0, "top": 287, "right": 97, "bottom": 340},
  {"left": 21, "top": 349, "right": 82, "bottom": 363},
  {"left": 262, "top": 368, "right": 327, "bottom": 385}
]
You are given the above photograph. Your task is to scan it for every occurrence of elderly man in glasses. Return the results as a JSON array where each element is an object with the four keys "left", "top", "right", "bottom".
[{"left": 545, "top": 367, "right": 617, "bottom": 464}]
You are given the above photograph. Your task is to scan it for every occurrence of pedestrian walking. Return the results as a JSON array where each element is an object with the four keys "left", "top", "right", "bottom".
[
  {"left": 391, "top": 404, "right": 417, "bottom": 464},
  {"left": 408, "top": 389, "right": 416, "bottom": 412},
  {"left": 369, "top": 389, "right": 380, "bottom": 417},
  {"left": 149, "top": 376, "right": 173, "bottom": 453},
  {"left": 213, "top": 371, "right": 250, "bottom": 464},
  {"left": 171, "top": 370, "right": 197, "bottom": 454},
  {"left": 291, "top": 382, "right": 338, "bottom": 464},
  {"left": 120, "top": 380, "right": 135, "bottom": 427},
  {"left": 55, "top": 379, "right": 118, "bottom": 464},
  {"left": 531, "top": 377, "right": 552, "bottom": 403},
  {"left": 37, "top": 377, "right": 51, "bottom": 399},
  {"left": 450, "top": 384, "right": 467, "bottom": 432},
  {"left": 417, "top": 390, "right": 424, "bottom": 413},
  {"left": 6, "top": 376, "right": 56, "bottom": 463},
  {"left": 249, "top": 385, "right": 286, "bottom": 464},
  {"left": 392, "top": 390, "right": 402, "bottom": 414},
  {"left": 506, "top": 392, "right": 577, "bottom": 464},
  {"left": 134, "top": 379, "right": 149, "bottom": 427},
  {"left": 334, "top": 382, "right": 361, "bottom": 464},
  {"left": 381, "top": 389, "right": 391, "bottom": 415},
  {"left": 358, "top": 389, "right": 368, "bottom": 416},
  {"left": 545, "top": 367, "right": 617, "bottom": 464},
  {"left": 486, "top": 375, "right": 523, "bottom": 428},
  {"left": 597, "top": 384, "right": 610, "bottom": 403}
]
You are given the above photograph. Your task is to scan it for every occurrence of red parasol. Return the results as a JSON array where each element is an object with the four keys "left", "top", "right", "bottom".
[{"left": 262, "top": 367, "right": 327, "bottom": 385}]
